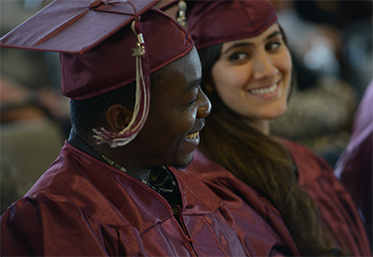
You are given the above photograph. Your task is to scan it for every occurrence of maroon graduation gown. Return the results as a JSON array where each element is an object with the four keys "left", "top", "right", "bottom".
[
  {"left": 188, "top": 140, "right": 371, "bottom": 256},
  {"left": 335, "top": 80, "right": 373, "bottom": 245},
  {"left": 187, "top": 151, "right": 300, "bottom": 256},
  {"left": 1, "top": 142, "right": 248, "bottom": 257},
  {"left": 279, "top": 139, "right": 371, "bottom": 256}
]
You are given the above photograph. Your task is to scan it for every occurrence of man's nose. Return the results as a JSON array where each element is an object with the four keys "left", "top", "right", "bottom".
[{"left": 197, "top": 89, "right": 212, "bottom": 118}]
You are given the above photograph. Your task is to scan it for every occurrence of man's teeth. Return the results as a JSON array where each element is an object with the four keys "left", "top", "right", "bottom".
[
  {"left": 250, "top": 83, "right": 278, "bottom": 95},
  {"left": 185, "top": 131, "right": 199, "bottom": 139}
]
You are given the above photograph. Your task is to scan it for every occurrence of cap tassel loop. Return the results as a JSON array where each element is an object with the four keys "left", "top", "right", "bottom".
[
  {"left": 177, "top": 0, "right": 188, "bottom": 28},
  {"left": 93, "top": 19, "right": 151, "bottom": 148}
]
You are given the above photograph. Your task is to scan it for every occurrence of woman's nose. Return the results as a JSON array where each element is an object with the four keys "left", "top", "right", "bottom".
[
  {"left": 197, "top": 89, "right": 212, "bottom": 118},
  {"left": 252, "top": 51, "right": 278, "bottom": 80}
]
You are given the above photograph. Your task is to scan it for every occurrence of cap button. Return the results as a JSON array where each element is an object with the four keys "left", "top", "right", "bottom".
[{"left": 89, "top": 0, "right": 104, "bottom": 8}]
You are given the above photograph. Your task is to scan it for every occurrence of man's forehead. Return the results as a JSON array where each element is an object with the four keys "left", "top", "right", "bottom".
[
  {"left": 140, "top": 36, "right": 201, "bottom": 104},
  {"left": 153, "top": 48, "right": 201, "bottom": 90},
  {"left": 164, "top": 48, "right": 201, "bottom": 76}
]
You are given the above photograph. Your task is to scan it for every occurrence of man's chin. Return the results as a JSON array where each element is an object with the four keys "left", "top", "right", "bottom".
[{"left": 171, "top": 154, "right": 194, "bottom": 171}]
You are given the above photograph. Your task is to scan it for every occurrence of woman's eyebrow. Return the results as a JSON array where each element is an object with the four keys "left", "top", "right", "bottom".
[
  {"left": 222, "top": 30, "right": 282, "bottom": 56},
  {"left": 267, "top": 31, "right": 281, "bottom": 39},
  {"left": 222, "top": 42, "right": 252, "bottom": 55}
]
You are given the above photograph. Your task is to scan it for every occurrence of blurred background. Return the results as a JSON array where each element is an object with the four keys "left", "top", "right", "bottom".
[
  {"left": 0, "top": 0, "right": 372, "bottom": 213},
  {"left": 1, "top": 0, "right": 70, "bottom": 213},
  {"left": 270, "top": 0, "right": 372, "bottom": 167}
]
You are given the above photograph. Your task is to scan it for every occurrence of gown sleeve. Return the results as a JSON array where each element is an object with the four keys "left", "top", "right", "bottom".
[{"left": 1, "top": 192, "right": 147, "bottom": 256}]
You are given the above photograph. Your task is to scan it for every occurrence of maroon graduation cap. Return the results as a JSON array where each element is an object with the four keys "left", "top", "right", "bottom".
[
  {"left": 185, "top": 0, "right": 278, "bottom": 50},
  {"left": 0, "top": 0, "right": 194, "bottom": 147}
]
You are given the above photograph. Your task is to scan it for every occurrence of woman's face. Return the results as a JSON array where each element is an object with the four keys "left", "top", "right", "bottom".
[{"left": 211, "top": 23, "right": 292, "bottom": 127}]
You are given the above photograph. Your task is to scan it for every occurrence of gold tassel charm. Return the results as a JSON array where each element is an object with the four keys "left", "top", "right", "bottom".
[
  {"left": 131, "top": 22, "right": 145, "bottom": 57},
  {"left": 132, "top": 42, "right": 145, "bottom": 56}
]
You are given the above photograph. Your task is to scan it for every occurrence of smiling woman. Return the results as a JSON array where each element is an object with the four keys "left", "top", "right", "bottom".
[
  {"left": 183, "top": 0, "right": 371, "bottom": 256},
  {"left": 211, "top": 23, "right": 292, "bottom": 134}
]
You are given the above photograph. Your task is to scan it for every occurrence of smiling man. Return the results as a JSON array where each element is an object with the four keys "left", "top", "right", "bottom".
[{"left": 0, "top": 1, "right": 248, "bottom": 256}]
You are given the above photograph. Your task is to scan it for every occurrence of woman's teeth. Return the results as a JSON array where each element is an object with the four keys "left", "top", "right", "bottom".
[
  {"left": 250, "top": 83, "right": 278, "bottom": 95},
  {"left": 185, "top": 131, "right": 199, "bottom": 139}
]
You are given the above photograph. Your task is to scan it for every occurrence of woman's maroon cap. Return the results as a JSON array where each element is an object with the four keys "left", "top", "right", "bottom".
[
  {"left": 0, "top": 0, "right": 194, "bottom": 147},
  {"left": 186, "top": 0, "right": 277, "bottom": 50}
]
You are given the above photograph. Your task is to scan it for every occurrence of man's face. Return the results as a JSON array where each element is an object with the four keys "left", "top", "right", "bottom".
[{"left": 129, "top": 48, "right": 211, "bottom": 169}]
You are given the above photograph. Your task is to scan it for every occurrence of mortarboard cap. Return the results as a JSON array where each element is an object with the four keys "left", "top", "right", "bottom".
[
  {"left": 185, "top": 0, "right": 277, "bottom": 50},
  {"left": 0, "top": 0, "right": 194, "bottom": 147}
]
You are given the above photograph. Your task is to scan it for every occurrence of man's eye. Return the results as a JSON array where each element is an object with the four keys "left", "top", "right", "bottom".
[{"left": 186, "top": 97, "right": 197, "bottom": 106}]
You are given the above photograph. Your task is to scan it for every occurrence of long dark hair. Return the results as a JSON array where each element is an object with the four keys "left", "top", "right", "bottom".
[{"left": 197, "top": 26, "right": 343, "bottom": 256}]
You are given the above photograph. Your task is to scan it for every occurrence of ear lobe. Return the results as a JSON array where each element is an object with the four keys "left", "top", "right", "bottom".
[{"left": 106, "top": 104, "right": 134, "bottom": 132}]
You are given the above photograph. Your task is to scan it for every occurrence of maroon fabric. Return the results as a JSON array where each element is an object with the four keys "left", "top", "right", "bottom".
[
  {"left": 60, "top": 7, "right": 193, "bottom": 100},
  {"left": 0, "top": 143, "right": 248, "bottom": 256},
  {"left": 0, "top": 0, "right": 193, "bottom": 100},
  {"left": 279, "top": 139, "right": 371, "bottom": 256},
  {"left": 335, "top": 80, "right": 373, "bottom": 246},
  {"left": 0, "top": 0, "right": 156, "bottom": 54},
  {"left": 187, "top": 151, "right": 300, "bottom": 256},
  {"left": 188, "top": 142, "right": 371, "bottom": 256},
  {"left": 186, "top": 0, "right": 277, "bottom": 50}
]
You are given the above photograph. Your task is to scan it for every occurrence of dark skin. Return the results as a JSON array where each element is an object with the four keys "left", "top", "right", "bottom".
[{"left": 80, "top": 48, "right": 211, "bottom": 181}]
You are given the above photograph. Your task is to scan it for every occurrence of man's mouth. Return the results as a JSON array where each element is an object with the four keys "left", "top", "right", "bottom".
[{"left": 185, "top": 131, "right": 199, "bottom": 139}]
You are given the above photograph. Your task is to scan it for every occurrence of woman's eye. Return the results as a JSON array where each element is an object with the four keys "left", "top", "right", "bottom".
[
  {"left": 266, "top": 41, "right": 282, "bottom": 51},
  {"left": 229, "top": 52, "right": 248, "bottom": 62}
]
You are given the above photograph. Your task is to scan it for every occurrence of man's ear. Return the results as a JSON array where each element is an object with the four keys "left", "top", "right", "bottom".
[{"left": 106, "top": 104, "right": 133, "bottom": 132}]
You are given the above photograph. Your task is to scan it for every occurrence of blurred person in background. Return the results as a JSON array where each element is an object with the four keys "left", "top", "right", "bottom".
[{"left": 335, "top": 79, "right": 373, "bottom": 249}]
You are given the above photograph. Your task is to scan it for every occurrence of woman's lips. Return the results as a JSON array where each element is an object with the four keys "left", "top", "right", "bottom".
[{"left": 249, "top": 83, "right": 278, "bottom": 95}]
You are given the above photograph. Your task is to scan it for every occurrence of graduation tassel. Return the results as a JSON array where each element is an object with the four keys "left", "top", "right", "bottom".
[
  {"left": 177, "top": 0, "right": 188, "bottom": 28},
  {"left": 93, "top": 19, "right": 151, "bottom": 148}
]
